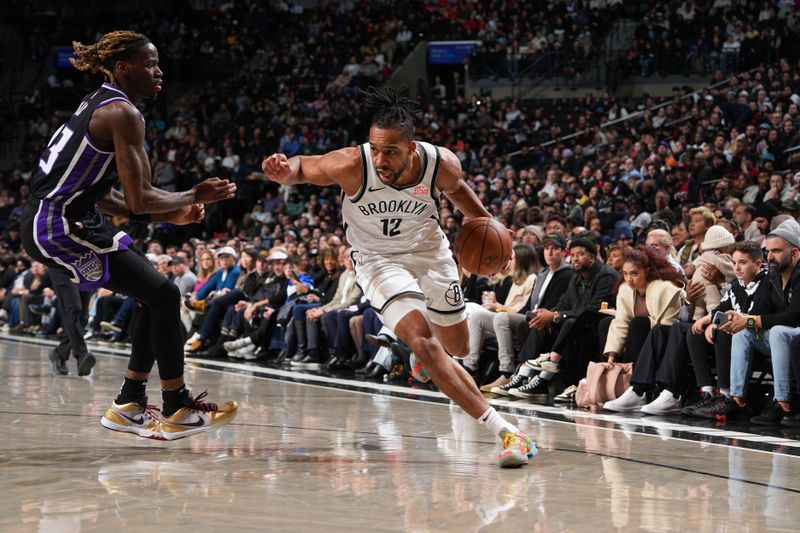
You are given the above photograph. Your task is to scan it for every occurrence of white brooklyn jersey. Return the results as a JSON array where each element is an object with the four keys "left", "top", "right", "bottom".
[{"left": 342, "top": 141, "right": 444, "bottom": 255}]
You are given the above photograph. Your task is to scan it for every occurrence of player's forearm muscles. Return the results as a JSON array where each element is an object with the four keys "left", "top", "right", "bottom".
[
  {"left": 283, "top": 156, "right": 305, "bottom": 184},
  {"left": 130, "top": 182, "right": 196, "bottom": 214},
  {"left": 97, "top": 188, "right": 133, "bottom": 218},
  {"left": 98, "top": 188, "right": 186, "bottom": 222}
]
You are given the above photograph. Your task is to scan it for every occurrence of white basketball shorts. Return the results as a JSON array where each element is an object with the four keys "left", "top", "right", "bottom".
[{"left": 351, "top": 241, "right": 466, "bottom": 329}]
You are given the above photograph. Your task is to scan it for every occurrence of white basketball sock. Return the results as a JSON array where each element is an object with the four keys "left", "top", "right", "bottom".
[
  {"left": 701, "top": 385, "right": 714, "bottom": 395},
  {"left": 478, "top": 407, "right": 518, "bottom": 437},
  {"left": 518, "top": 366, "right": 533, "bottom": 377}
]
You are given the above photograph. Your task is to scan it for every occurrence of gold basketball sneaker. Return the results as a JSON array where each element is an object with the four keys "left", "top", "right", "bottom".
[
  {"left": 100, "top": 400, "right": 165, "bottom": 440},
  {"left": 159, "top": 390, "right": 238, "bottom": 441}
]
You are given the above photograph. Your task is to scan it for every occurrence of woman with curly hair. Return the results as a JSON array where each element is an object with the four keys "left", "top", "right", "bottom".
[{"left": 602, "top": 247, "right": 688, "bottom": 414}]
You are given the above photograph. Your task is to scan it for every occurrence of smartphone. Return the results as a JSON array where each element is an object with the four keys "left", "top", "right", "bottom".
[
  {"left": 712, "top": 311, "right": 729, "bottom": 326},
  {"left": 525, "top": 310, "right": 539, "bottom": 321}
]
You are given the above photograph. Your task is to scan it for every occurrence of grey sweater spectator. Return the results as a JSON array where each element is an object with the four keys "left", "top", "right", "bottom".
[{"left": 171, "top": 257, "right": 197, "bottom": 297}]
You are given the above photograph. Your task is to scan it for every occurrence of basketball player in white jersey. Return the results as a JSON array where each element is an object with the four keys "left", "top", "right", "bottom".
[{"left": 262, "top": 87, "right": 535, "bottom": 467}]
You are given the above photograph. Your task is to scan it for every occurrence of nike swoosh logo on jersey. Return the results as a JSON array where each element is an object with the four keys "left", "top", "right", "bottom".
[{"left": 368, "top": 186, "right": 386, "bottom": 192}]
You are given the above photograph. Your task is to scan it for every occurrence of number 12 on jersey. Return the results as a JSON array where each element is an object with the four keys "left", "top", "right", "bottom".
[{"left": 381, "top": 218, "right": 401, "bottom": 237}]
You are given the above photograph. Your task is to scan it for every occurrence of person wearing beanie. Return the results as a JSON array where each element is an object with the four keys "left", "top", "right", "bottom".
[
  {"left": 612, "top": 220, "right": 635, "bottom": 246},
  {"left": 521, "top": 225, "right": 544, "bottom": 245},
  {"left": 722, "top": 218, "right": 800, "bottom": 426},
  {"left": 690, "top": 225, "right": 736, "bottom": 320}
]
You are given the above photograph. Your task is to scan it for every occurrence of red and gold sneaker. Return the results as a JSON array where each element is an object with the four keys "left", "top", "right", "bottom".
[
  {"left": 100, "top": 400, "right": 165, "bottom": 440},
  {"left": 159, "top": 390, "right": 238, "bottom": 441}
]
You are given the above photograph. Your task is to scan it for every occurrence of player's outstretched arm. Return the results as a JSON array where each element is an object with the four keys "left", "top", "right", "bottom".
[
  {"left": 435, "top": 147, "right": 492, "bottom": 219},
  {"left": 262, "top": 149, "right": 361, "bottom": 193},
  {"left": 102, "top": 103, "right": 236, "bottom": 214},
  {"left": 97, "top": 187, "right": 205, "bottom": 225}
]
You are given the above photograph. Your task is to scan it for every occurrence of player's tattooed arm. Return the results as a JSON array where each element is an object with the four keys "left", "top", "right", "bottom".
[
  {"left": 435, "top": 147, "right": 491, "bottom": 219},
  {"left": 262, "top": 148, "right": 362, "bottom": 196}
]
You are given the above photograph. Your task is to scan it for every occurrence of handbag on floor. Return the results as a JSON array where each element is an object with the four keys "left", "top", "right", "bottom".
[{"left": 576, "top": 362, "right": 633, "bottom": 408}]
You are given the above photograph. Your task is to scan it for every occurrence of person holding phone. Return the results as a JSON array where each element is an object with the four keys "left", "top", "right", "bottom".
[
  {"left": 721, "top": 220, "right": 800, "bottom": 425},
  {"left": 684, "top": 241, "right": 770, "bottom": 418}
]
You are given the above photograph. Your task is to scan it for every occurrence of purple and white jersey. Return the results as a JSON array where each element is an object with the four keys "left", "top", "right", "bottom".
[{"left": 26, "top": 83, "right": 138, "bottom": 290}]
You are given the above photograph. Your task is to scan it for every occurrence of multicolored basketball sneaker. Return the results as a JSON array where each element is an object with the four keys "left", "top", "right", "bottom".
[
  {"left": 100, "top": 400, "right": 165, "bottom": 440},
  {"left": 159, "top": 390, "right": 238, "bottom": 441},
  {"left": 498, "top": 429, "right": 537, "bottom": 468}
]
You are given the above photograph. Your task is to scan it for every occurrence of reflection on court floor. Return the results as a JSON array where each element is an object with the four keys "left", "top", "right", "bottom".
[{"left": 1, "top": 341, "right": 799, "bottom": 532}]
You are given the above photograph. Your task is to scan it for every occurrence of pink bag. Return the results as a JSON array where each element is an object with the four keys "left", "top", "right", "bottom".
[{"left": 575, "top": 362, "right": 634, "bottom": 408}]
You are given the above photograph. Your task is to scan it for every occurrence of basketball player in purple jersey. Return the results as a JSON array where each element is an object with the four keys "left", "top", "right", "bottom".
[
  {"left": 21, "top": 31, "right": 238, "bottom": 440},
  {"left": 263, "top": 87, "right": 535, "bottom": 467}
]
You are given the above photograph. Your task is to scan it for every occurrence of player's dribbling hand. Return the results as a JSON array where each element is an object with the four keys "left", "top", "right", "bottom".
[
  {"left": 262, "top": 154, "right": 292, "bottom": 182},
  {"left": 193, "top": 178, "right": 237, "bottom": 204}
]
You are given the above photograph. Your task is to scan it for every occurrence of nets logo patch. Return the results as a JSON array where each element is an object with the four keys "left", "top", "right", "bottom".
[{"left": 444, "top": 281, "right": 463, "bottom": 306}]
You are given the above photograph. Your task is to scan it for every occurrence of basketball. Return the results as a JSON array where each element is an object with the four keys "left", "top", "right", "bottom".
[{"left": 454, "top": 217, "right": 513, "bottom": 276}]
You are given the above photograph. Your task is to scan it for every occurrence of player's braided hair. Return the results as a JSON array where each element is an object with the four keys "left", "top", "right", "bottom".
[
  {"left": 70, "top": 31, "right": 151, "bottom": 84},
  {"left": 361, "top": 86, "right": 420, "bottom": 140}
]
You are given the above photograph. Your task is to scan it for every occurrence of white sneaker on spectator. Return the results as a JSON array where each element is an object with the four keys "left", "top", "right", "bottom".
[
  {"left": 235, "top": 346, "right": 258, "bottom": 360},
  {"left": 223, "top": 337, "right": 253, "bottom": 352},
  {"left": 603, "top": 386, "right": 645, "bottom": 412},
  {"left": 227, "top": 345, "right": 248, "bottom": 359},
  {"left": 183, "top": 332, "right": 201, "bottom": 350},
  {"left": 523, "top": 353, "right": 551, "bottom": 371},
  {"left": 554, "top": 384, "right": 578, "bottom": 404},
  {"left": 640, "top": 389, "right": 682, "bottom": 415}
]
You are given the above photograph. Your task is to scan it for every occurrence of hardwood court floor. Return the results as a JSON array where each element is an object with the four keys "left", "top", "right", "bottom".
[{"left": 2, "top": 340, "right": 800, "bottom": 532}]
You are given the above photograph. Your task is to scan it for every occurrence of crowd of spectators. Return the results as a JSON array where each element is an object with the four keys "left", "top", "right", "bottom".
[
  {"left": 2, "top": 1, "right": 800, "bottom": 426},
  {"left": 624, "top": 0, "right": 800, "bottom": 78},
  {"left": 463, "top": 0, "right": 623, "bottom": 80}
]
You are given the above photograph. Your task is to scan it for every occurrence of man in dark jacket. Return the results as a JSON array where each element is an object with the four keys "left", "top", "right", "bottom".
[
  {"left": 722, "top": 219, "right": 800, "bottom": 425},
  {"left": 490, "top": 233, "right": 574, "bottom": 395},
  {"left": 501, "top": 237, "right": 619, "bottom": 399}
]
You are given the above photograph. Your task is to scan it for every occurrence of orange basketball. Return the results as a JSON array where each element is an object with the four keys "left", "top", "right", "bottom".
[{"left": 454, "top": 217, "right": 513, "bottom": 276}]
